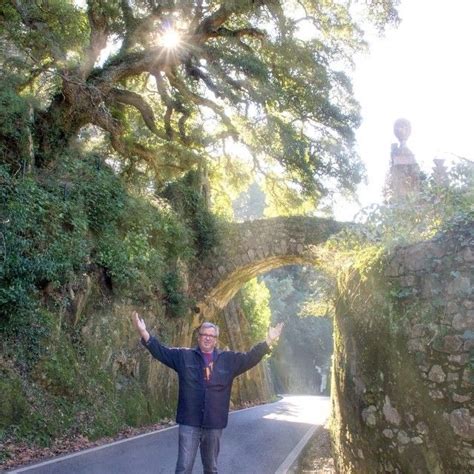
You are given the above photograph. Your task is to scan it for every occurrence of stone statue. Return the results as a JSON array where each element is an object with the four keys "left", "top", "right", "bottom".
[
  {"left": 385, "top": 118, "right": 421, "bottom": 201},
  {"left": 391, "top": 118, "right": 416, "bottom": 165}
]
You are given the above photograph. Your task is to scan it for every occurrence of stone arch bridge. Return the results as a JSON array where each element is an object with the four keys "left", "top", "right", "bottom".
[{"left": 190, "top": 216, "right": 348, "bottom": 320}]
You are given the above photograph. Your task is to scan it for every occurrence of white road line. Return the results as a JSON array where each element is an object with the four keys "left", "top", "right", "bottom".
[{"left": 274, "top": 425, "right": 317, "bottom": 474}]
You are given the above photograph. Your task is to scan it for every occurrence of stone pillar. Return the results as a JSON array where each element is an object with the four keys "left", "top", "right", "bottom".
[{"left": 385, "top": 118, "right": 421, "bottom": 202}]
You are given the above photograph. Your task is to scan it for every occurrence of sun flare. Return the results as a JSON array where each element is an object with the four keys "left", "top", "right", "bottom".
[{"left": 159, "top": 28, "right": 181, "bottom": 49}]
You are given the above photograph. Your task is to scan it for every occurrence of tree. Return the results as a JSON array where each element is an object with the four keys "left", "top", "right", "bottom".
[{"left": 1, "top": 0, "right": 399, "bottom": 203}]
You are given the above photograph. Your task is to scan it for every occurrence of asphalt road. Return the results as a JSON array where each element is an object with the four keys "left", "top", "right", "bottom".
[{"left": 9, "top": 395, "right": 330, "bottom": 474}]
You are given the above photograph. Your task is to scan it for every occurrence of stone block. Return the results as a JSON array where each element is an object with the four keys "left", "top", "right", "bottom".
[
  {"left": 446, "top": 301, "right": 459, "bottom": 314},
  {"left": 462, "top": 246, "right": 474, "bottom": 262},
  {"left": 416, "top": 421, "right": 429, "bottom": 434},
  {"left": 464, "top": 338, "right": 474, "bottom": 351},
  {"left": 429, "top": 389, "right": 444, "bottom": 399},
  {"left": 397, "top": 430, "right": 410, "bottom": 444},
  {"left": 400, "top": 275, "right": 416, "bottom": 286},
  {"left": 447, "top": 275, "right": 471, "bottom": 296},
  {"left": 408, "top": 338, "right": 425, "bottom": 353},
  {"left": 411, "top": 324, "right": 427, "bottom": 337},
  {"left": 449, "top": 408, "right": 474, "bottom": 440},
  {"left": 464, "top": 300, "right": 474, "bottom": 310},
  {"left": 383, "top": 397, "right": 401, "bottom": 426},
  {"left": 433, "top": 335, "right": 464, "bottom": 353},
  {"left": 362, "top": 405, "right": 377, "bottom": 426},
  {"left": 462, "top": 368, "right": 473, "bottom": 386},
  {"left": 385, "top": 261, "right": 400, "bottom": 277},
  {"left": 453, "top": 312, "right": 474, "bottom": 331},
  {"left": 428, "top": 365, "right": 446, "bottom": 383},
  {"left": 453, "top": 393, "right": 471, "bottom": 403},
  {"left": 448, "top": 353, "right": 470, "bottom": 365},
  {"left": 447, "top": 372, "right": 459, "bottom": 382}
]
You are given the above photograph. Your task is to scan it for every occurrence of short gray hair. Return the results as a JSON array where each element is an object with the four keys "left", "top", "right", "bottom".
[{"left": 199, "top": 322, "right": 219, "bottom": 337}]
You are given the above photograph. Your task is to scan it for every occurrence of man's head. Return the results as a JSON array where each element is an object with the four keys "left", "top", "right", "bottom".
[{"left": 198, "top": 322, "right": 219, "bottom": 353}]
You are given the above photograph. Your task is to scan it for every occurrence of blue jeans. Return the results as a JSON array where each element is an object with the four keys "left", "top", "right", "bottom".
[{"left": 176, "top": 424, "right": 222, "bottom": 473}]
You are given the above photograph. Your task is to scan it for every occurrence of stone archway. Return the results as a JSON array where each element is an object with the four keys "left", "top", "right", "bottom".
[{"left": 190, "top": 216, "right": 347, "bottom": 320}]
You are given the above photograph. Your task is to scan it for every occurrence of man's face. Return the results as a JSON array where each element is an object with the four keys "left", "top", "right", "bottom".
[{"left": 198, "top": 327, "right": 218, "bottom": 353}]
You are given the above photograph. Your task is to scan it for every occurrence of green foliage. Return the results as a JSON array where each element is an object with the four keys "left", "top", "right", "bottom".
[
  {"left": 93, "top": 195, "right": 192, "bottom": 298},
  {"left": 36, "top": 340, "right": 83, "bottom": 398},
  {"left": 0, "top": 80, "right": 31, "bottom": 168},
  {"left": 210, "top": 159, "right": 254, "bottom": 219},
  {"left": 0, "top": 373, "right": 28, "bottom": 432},
  {"left": 241, "top": 278, "right": 271, "bottom": 341},
  {"left": 0, "top": 153, "right": 199, "bottom": 372},
  {"left": 0, "top": 330, "right": 171, "bottom": 450},
  {"left": 162, "top": 270, "right": 190, "bottom": 318},
  {"left": 160, "top": 170, "right": 220, "bottom": 258},
  {"left": 1, "top": 1, "right": 87, "bottom": 68},
  {"left": 0, "top": 164, "right": 90, "bottom": 358}
]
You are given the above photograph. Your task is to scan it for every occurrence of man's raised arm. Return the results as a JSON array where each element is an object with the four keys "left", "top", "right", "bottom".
[
  {"left": 266, "top": 322, "right": 284, "bottom": 348},
  {"left": 132, "top": 311, "right": 150, "bottom": 342}
]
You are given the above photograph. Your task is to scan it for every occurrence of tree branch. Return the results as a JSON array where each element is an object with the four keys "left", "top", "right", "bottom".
[
  {"left": 194, "top": 0, "right": 272, "bottom": 40},
  {"left": 210, "top": 27, "right": 266, "bottom": 41},
  {"left": 152, "top": 70, "right": 175, "bottom": 139},
  {"left": 195, "top": 5, "right": 232, "bottom": 39},
  {"left": 91, "top": 46, "right": 184, "bottom": 87},
  {"left": 184, "top": 62, "right": 224, "bottom": 98},
  {"left": 167, "top": 70, "right": 238, "bottom": 140},
  {"left": 109, "top": 135, "right": 202, "bottom": 177},
  {"left": 119, "top": 0, "right": 137, "bottom": 51},
  {"left": 78, "top": 0, "right": 110, "bottom": 79},
  {"left": 107, "top": 87, "right": 167, "bottom": 139}
]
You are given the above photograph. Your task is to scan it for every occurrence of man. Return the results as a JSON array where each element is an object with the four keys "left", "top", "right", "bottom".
[{"left": 132, "top": 311, "right": 283, "bottom": 473}]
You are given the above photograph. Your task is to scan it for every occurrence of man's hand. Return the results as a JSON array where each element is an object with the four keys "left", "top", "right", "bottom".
[
  {"left": 132, "top": 311, "right": 150, "bottom": 342},
  {"left": 266, "top": 322, "right": 284, "bottom": 347}
]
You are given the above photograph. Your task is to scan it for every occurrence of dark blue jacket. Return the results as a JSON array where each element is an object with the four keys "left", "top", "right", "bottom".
[{"left": 142, "top": 336, "right": 271, "bottom": 429}]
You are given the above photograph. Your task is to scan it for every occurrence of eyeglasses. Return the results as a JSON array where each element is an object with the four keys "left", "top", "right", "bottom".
[{"left": 199, "top": 333, "right": 217, "bottom": 339}]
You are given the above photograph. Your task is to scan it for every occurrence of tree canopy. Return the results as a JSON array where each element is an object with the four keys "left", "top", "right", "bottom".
[{"left": 1, "top": 0, "right": 399, "bottom": 204}]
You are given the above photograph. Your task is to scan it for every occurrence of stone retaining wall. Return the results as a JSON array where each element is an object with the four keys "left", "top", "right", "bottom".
[{"left": 332, "top": 222, "right": 473, "bottom": 473}]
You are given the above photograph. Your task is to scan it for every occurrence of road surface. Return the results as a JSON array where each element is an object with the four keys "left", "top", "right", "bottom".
[{"left": 9, "top": 395, "right": 330, "bottom": 474}]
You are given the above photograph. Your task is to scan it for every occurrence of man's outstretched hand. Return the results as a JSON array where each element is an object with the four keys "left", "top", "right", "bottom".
[
  {"left": 132, "top": 311, "right": 150, "bottom": 342},
  {"left": 266, "top": 322, "right": 284, "bottom": 347}
]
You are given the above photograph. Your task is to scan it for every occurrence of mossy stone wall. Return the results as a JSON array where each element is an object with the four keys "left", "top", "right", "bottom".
[{"left": 332, "top": 222, "right": 473, "bottom": 473}]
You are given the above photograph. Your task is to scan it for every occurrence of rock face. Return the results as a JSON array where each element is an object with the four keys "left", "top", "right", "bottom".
[{"left": 332, "top": 221, "right": 473, "bottom": 473}]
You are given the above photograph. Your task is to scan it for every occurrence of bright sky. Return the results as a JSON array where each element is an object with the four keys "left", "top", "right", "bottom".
[{"left": 339, "top": 0, "right": 474, "bottom": 220}]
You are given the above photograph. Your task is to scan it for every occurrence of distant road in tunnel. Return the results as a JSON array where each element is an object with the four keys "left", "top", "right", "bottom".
[{"left": 9, "top": 395, "right": 330, "bottom": 474}]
